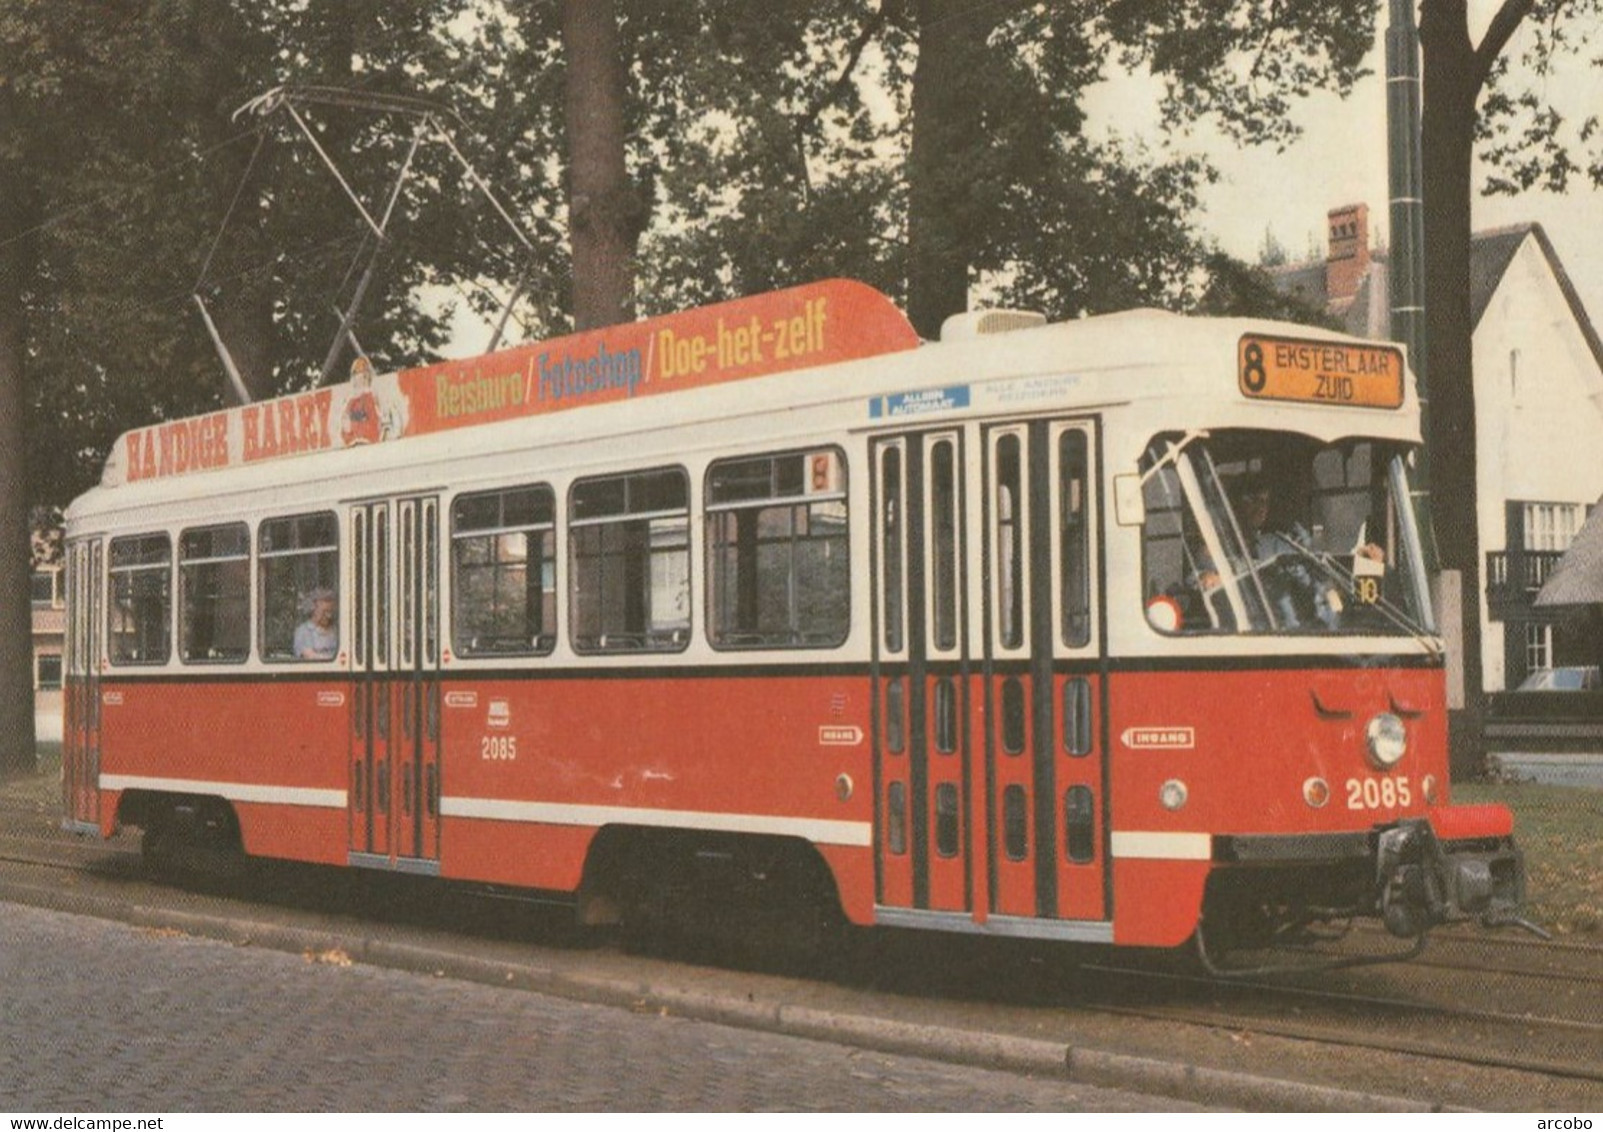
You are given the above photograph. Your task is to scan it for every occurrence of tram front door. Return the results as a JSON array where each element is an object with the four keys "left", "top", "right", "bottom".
[
  {"left": 348, "top": 496, "right": 442, "bottom": 872},
  {"left": 871, "top": 420, "right": 1108, "bottom": 932}
]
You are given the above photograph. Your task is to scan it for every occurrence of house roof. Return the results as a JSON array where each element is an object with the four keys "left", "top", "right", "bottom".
[
  {"left": 1521, "top": 223, "right": 1603, "bottom": 379},
  {"left": 1537, "top": 500, "right": 1603, "bottom": 607},
  {"left": 1467, "top": 224, "right": 1528, "bottom": 328},
  {"left": 1268, "top": 223, "right": 1603, "bottom": 377}
]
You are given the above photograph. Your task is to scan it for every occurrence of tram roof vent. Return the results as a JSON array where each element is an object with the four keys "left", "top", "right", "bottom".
[{"left": 940, "top": 309, "right": 1048, "bottom": 341}]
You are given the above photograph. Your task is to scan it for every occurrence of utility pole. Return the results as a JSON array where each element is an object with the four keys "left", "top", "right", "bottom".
[{"left": 1387, "top": 0, "right": 1428, "bottom": 450}]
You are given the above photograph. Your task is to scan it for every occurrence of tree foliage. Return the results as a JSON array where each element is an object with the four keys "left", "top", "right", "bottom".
[
  {"left": 5, "top": 0, "right": 505, "bottom": 507},
  {"left": 511, "top": 0, "right": 1381, "bottom": 336},
  {"left": 6, "top": 0, "right": 1395, "bottom": 512},
  {"left": 0, "top": 0, "right": 1416, "bottom": 773},
  {"left": 1476, "top": 0, "right": 1603, "bottom": 197}
]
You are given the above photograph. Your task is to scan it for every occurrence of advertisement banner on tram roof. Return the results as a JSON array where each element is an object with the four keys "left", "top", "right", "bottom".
[{"left": 104, "top": 279, "right": 919, "bottom": 488}]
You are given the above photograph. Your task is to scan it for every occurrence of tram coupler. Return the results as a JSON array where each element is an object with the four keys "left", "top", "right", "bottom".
[{"left": 1373, "top": 811, "right": 1526, "bottom": 940}]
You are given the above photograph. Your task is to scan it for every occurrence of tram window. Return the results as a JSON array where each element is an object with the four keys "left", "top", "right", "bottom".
[
  {"left": 930, "top": 439, "right": 959, "bottom": 651},
  {"left": 108, "top": 534, "right": 171, "bottom": 665},
  {"left": 258, "top": 513, "right": 339, "bottom": 662},
  {"left": 1063, "top": 677, "right": 1092, "bottom": 756},
  {"left": 880, "top": 447, "right": 904, "bottom": 654},
  {"left": 885, "top": 678, "right": 905, "bottom": 754},
  {"left": 1059, "top": 430, "right": 1092, "bottom": 648},
  {"left": 886, "top": 781, "right": 908, "bottom": 856},
  {"left": 706, "top": 450, "right": 848, "bottom": 649},
  {"left": 179, "top": 523, "right": 250, "bottom": 663},
  {"left": 452, "top": 484, "right": 556, "bottom": 657},
  {"left": 933, "top": 677, "right": 958, "bottom": 754},
  {"left": 1003, "top": 785, "right": 1029, "bottom": 862},
  {"left": 570, "top": 468, "right": 690, "bottom": 653},
  {"left": 1001, "top": 677, "right": 1025, "bottom": 755},
  {"left": 374, "top": 508, "right": 390, "bottom": 666},
  {"left": 1137, "top": 431, "right": 1432, "bottom": 637},
  {"left": 935, "top": 782, "right": 960, "bottom": 858},
  {"left": 423, "top": 500, "right": 440, "bottom": 665},
  {"left": 1065, "top": 785, "right": 1095, "bottom": 864},
  {"left": 995, "top": 434, "right": 1025, "bottom": 649}
]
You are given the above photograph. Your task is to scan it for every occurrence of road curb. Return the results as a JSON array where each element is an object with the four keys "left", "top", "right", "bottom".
[{"left": 0, "top": 877, "right": 1466, "bottom": 1112}]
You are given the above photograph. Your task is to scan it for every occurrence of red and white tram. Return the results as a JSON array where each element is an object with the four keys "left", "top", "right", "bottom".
[{"left": 60, "top": 278, "right": 1526, "bottom": 963}]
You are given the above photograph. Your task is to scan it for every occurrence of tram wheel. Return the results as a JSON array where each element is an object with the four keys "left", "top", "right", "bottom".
[{"left": 137, "top": 796, "right": 248, "bottom": 886}]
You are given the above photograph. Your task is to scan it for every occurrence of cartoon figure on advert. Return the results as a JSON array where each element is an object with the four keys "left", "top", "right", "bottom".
[{"left": 340, "top": 354, "right": 405, "bottom": 446}]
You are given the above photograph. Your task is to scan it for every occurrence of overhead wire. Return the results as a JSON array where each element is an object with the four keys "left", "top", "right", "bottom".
[
  {"left": 0, "top": 127, "right": 262, "bottom": 253},
  {"left": 193, "top": 129, "right": 269, "bottom": 293},
  {"left": 12, "top": 86, "right": 555, "bottom": 370}
]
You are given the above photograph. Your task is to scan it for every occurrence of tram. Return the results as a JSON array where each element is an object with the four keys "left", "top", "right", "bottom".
[{"left": 59, "top": 278, "right": 1526, "bottom": 964}]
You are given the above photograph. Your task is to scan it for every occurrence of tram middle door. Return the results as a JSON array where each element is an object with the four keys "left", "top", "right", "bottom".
[
  {"left": 391, "top": 497, "right": 442, "bottom": 869},
  {"left": 348, "top": 503, "right": 393, "bottom": 862},
  {"left": 872, "top": 432, "right": 971, "bottom": 913},
  {"left": 349, "top": 498, "right": 442, "bottom": 869},
  {"left": 982, "top": 421, "right": 1108, "bottom": 925}
]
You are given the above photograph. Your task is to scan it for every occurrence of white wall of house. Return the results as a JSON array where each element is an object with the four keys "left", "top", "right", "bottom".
[{"left": 1472, "top": 233, "right": 1603, "bottom": 691}]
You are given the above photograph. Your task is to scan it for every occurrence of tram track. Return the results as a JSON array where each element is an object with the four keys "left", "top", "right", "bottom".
[
  {"left": 3, "top": 816, "right": 1599, "bottom": 1107},
  {"left": 1071, "top": 961, "right": 1603, "bottom": 1085},
  {"left": 0, "top": 834, "right": 141, "bottom": 872}
]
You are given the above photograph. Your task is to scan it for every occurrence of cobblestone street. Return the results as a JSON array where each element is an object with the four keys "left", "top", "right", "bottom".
[{"left": 0, "top": 904, "right": 1197, "bottom": 1112}]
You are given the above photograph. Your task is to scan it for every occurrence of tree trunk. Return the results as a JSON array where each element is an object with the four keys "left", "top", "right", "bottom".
[
  {"left": 214, "top": 281, "right": 279, "bottom": 403},
  {"left": 191, "top": 3, "right": 280, "bottom": 402},
  {"left": 561, "top": 0, "right": 640, "bottom": 330},
  {"left": 1419, "top": 0, "right": 1490, "bottom": 778},
  {"left": 0, "top": 227, "right": 39, "bottom": 778},
  {"left": 905, "top": 0, "right": 981, "bottom": 339}
]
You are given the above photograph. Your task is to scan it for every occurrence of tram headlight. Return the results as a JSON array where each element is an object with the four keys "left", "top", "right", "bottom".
[
  {"left": 1365, "top": 712, "right": 1408, "bottom": 770},
  {"left": 1302, "top": 776, "right": 1330, "bottom": 808},
  {"left": 1159, "top": 779, "right": 1188, "bottom": 811},
  {"left": 1145, "top": 596, "right": 1183, "bottom": 633}
]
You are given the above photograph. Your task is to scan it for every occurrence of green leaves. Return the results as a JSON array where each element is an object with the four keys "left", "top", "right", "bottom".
[
  {"left": 4, "top": 0, "right": 1417, "bottom": 508},
  {"left": 1475, "top": 0, "right": 1603, "bottom": 197}
]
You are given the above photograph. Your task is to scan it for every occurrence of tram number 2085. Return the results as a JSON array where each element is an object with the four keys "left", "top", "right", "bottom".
[
  {"left": 481, "top": 735, "right": 518, "bottom": 761},
  {"left": 1347, "top": 775, "right": 1411, "bottom": 810}
]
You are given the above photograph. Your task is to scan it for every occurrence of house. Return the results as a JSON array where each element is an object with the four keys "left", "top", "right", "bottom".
[
  {"left": 32, "top": 563, "right": 64, "bottom": 743},
  {"left": 1272, "top": 204, "right": 1603, "bottom": 749}
]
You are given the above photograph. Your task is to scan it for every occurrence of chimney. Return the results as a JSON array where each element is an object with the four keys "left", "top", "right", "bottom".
[{"left": 1325, "top": 203, "right": 1371, "bottom": 307}]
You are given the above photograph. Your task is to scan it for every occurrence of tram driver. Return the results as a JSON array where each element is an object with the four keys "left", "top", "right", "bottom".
[
  {"left": 294, "top": 588, "right": 338, "bottom": 660},
  {"left": 1199, "top": 473, "right": 1382, "bottom": 631}
]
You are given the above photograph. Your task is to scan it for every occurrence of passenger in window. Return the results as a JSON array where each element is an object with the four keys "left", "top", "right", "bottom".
[{"left": 294, "top": 588, "right": 338, "bottom": 660}]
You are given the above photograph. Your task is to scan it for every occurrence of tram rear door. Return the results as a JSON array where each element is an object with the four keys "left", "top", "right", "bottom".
[
  {"left": 62, "top": 538, "right": 103, "bottom": 834},
  {"left": 348, "top": 496, "right": 442, "bottom": 872},
  {"left": 871, "top": 420, "right": 1108, "bottom": 930}
]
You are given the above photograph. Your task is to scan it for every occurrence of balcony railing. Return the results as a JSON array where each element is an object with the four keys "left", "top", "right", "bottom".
[{"left": 1485, "top": 549, "right": 1566, "bottom": 619}]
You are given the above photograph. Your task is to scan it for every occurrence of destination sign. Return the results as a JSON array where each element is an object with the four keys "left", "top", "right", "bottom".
[{"left": 1237, "top": 334, "right": 1405, "bottom": 410}]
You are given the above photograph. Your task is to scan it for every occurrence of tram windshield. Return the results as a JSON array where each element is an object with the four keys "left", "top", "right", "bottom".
[{"left": 1138, "top": 430, "right": 1435, "bottom": 638}]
